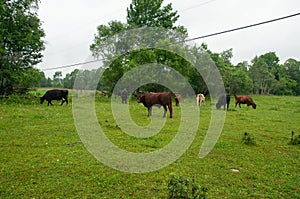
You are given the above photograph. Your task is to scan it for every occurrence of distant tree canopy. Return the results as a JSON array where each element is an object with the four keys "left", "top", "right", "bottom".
[
  {"left": 87, "top": 0, "right": 300, "bottom": 96},
  {"left": 0, "top": 0, "right": 45, "bottom": 96},
  {"left": 5, "top": 0, "right": 297, "bottom": 97}
]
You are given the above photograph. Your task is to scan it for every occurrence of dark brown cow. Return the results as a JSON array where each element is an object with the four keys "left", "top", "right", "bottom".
[
  {"left": 216, "top": 94, "right": 230, "bottom": 111},
  {"left": 235, "top": 95, "right": 256, "bottom": 109},
  {"left": 137, "top": 92, "right": 173, "bottom": 118}
]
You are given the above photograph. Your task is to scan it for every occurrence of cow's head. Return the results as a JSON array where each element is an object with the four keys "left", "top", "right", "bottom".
[
  {"left": 136, "top": 94, "right": 145, "bottom": 103},
  {"left": 174, "top": 93, "right": 181, "bottom": 106},
  {"left": 216, "top": 102, "right": 221, "bottom": 109},
  {"left": 40, "top": 97, "right": 45, "bottom": 104}
]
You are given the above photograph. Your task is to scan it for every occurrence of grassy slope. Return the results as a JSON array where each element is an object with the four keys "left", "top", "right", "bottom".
[{"left": 0, "top": 95, "right": 299, "bottom": 198}]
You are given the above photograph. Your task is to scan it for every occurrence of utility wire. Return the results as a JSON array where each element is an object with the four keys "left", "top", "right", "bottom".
[
  {"left": 42, "top": 59, "right": 103, "bottom": 71},
  {"left": 185, "top": 12, "right": 300, "bottom": 42},
  {"left": 41, "top": 12, "right": 300, "bottom": 71}
]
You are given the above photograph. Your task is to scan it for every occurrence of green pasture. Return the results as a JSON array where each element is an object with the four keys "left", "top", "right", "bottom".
[{"left": 0, "top": 94, "right": 299, "bottom": 198}]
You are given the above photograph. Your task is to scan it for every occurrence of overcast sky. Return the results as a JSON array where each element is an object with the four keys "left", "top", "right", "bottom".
[{"left": 37, "top": 0, "right": 300, "bottom": 77}]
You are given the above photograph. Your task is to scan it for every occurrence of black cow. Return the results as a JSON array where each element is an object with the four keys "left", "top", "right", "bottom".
[
  {"left": 40, "top": 89, "right": 69, "bottom": 106},
  {"left": 216, "top": 94, "right": 230, "bottom": 111}
]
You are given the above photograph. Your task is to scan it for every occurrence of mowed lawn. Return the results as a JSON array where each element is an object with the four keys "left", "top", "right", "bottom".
[{"left": 0, "top": 94, "right": 299, "bottom": 198}]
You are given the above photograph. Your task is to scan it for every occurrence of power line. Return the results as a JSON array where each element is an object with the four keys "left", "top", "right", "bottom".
[
  {"left": 41, "top": 12, "right": 300, "bottom": 71},
  {"left": 185, "top": 12, "right": 300, "bottom": 42},
  {"left": 42, "top": 59, "right": 103, "bottom": 71},
  {"left": 179, "top": 0, "right": 218, "bottom": 12}
]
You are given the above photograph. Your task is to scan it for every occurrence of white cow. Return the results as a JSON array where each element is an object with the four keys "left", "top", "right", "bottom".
[{"left": 196, "top": 93, "right": 205, "bottom": 106}]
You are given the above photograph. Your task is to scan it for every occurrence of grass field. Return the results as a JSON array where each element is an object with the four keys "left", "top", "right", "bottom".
[{"left": 0, "top": 94, "right": 299, "bottom": 198}]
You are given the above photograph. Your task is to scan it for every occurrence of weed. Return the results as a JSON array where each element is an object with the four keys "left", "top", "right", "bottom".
[
  {"left": 167, "top": 175, "right": 207, "bottom": 199},
  {"left": 289, "top": 131, "right": 300, "bottom": 145},
  {"left": 242, "top": 132, "right": 256, "bottom": 146}
]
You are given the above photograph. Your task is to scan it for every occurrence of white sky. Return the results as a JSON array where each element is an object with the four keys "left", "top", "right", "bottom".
[{"left": 37, "top": 0, "right": 300, "bottom": 77}]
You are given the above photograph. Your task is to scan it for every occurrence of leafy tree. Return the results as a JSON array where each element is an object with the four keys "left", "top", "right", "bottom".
[
  {"left": 284, "top": 58, "right": 300, "bottom": 95},
  {"left": 63, "top": 69, "right": 79, "bottom": 89},
  {"left": 39, "top": 71, "right": 52, "bottom": 87},
  {"left": 0, "top": 0, "right": 45, "bottom": 95},
  {"left": 90, "top": 0, "right": 191, "bottom": 94},
  {"left": 52, "top": 71, "right": 63, "bottom": 88},
  {"left": 127, "top": 0, "right": 184, "bottom": 32},
  {"left": 249, "top": 55, "right": 274, "bottom": 94},
  {"left": 248, "top": 52, "right": 295, "bottom": 95}
]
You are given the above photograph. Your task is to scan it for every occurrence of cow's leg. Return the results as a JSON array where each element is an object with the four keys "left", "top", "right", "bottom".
[
  {"left": 162, "top": 105, "right": 167, "bottom": 118},
  {"left": 61, "top": 100, "right": 65, "bottom": 105},
  {"left": 48, "top": 100, "right": 53, "bottom": 106},
  {"left": 148, "top": 107, "right": 152, "bottom": 117},
  {"left": 168, "top": 104, "right": 173, "bottom": 118}
]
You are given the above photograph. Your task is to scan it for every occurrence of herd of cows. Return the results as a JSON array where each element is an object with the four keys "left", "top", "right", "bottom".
[{"left": 40, "top": 89, "right": 256, "bottom": 118}]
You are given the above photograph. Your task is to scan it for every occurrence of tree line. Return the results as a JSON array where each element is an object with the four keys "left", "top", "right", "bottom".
[
  {"left": 1, "top": 0, "right": 300, "bottom": 97},
  {"left": 40, "top": 50, "right": 300, "bottom": 96}
]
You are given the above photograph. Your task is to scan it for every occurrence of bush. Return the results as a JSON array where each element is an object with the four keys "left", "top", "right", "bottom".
[
  {"left": 167, "top": 175, "right": 208, "bottom": 199},
  {"left": 289, "top": 131, "right": 300, "bottom": 145},
  {"left": 242, "top": 132, "right": 256, "bottom": 146}
]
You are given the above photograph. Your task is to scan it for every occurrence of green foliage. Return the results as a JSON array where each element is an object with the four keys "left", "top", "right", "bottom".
[
  {"left": 126, "top": 0, "right": 186, "bottom": 33},
  {"left": 89, "top": 0, "right": 191, "bottom": 95},
  {"left": 167, "top": 175, "right": 207, "bottom": 199},
  {"left": 0, "top": 0, "right": 45, "bottom": 96},
  {"left": 289, "top": 131, "right": 300, "bottom": 145},
  {"left": 284, "top": 58, "right": 300, "bottom": 95},
  {"left": 242, "top": 132, "right": 256, "bottom": 146}
]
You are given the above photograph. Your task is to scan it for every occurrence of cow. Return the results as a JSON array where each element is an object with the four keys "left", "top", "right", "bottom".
[
  {"left": 234, "top": 95, "right": 256, "bottom": 109},
  {"left": 196, "top": 93, "right": 205, "bottom": 106},
  {"left": 174, "top": 93, "right": 181, "bottom": 106},
  {"left": 40, "top": 89, "right": 69, "bottom": 106},
  {"left": 216, "top": 94, "right": 230, "bottom": 111},
  {"left": 137, "top": 92, "right": 173, "bottom": 118},
  {"left": 120, "top": 89, "right": 129, "bottom": 104}
]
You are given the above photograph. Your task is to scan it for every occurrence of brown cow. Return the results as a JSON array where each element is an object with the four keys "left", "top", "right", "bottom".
[
  {"left": 174, "top": 93, "right": 181, "bottom": 106},
  {"left": 196, "top": 93, "right": 205, "bottom": 106},
  {"left": 137, "top": 92, "right": 173, "bottom": 118},
  {"left": 234, "top": 95, "right": 256, "bottom": 109}
]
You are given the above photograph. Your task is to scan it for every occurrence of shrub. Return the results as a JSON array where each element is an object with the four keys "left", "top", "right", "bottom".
[
  {"left": 167, "top": 175, "right": 208, "bottom": 199},
  {"left": 242, "top": 132, "right": 256, "bottom": 146},
  {"left": 289, "top": 131, "right": 300, "bottom": 145}
]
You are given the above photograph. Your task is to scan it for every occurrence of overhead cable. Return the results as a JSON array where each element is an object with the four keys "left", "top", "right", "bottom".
[{"left": 41, "top": 12, "right": 300, "bottom": 71}]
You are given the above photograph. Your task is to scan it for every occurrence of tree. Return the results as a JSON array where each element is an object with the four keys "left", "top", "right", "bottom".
[
  {"left": 248, "top": 52, "right": 295, "bottom": 95},
  {"left": 249, "top": 55, "right": 274, "bottom": 94},
  {"left": 284, "top": 58, "right": 300, "bottom": 95},
  {"left": 90, "top": 0, "right": 190, "bottom": 94},
  {"left": 127, "top": 0, "right": 184, "bottom": 32},
  {"left": 0, "top": 0, "right": 45, "bottom": 96},
  {"left": 63, "top": 69, "right": 80, "bottom": 89},
  {"left": 52, "top": 71, "right": 63, "bottom": 88}
]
